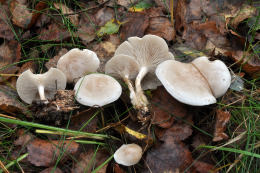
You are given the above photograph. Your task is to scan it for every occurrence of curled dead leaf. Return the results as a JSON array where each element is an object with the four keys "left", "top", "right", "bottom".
[
  {"left": 213, "top": 110, "right": 231, "bottom": 142},
  {"left": 10, "top": 0, "right": 32, "bottom": 28},
  {"left": 38, "top": 22, "right": 70, "bottom": 41},
  {"left": 54, "top": 3, "right": 79, "bottom": 26}
]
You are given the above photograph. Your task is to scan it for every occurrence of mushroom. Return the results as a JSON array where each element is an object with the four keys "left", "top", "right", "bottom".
[
  {"left": 155, "top": 56, "right": 231, "bottom": 106},
  {"left": 74, "top": 73, "right": 122, "bottom": 107},
  {"left": 57, "top": 48, "right": 100, "bottom": 83},
  {"left": 105, "top": 54, "right": 140, "bottom": 109},
  {"left": 114, "top": 143, "right": 142, "bottom": 166},
  {"left": 16, "top": 68, "right": 67, "bottom": 104},
  {"left": 111, "top": 35, "right": 174, "bottom": 113}
]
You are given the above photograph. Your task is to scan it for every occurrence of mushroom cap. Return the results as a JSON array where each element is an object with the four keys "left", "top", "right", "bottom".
[
  {"left": 192, "top": 56, "right": 231, "bottom": 98},
  {"left": 74, "top": 73, "right": 122, "bottom": 107},
  {"left": 115, "top": 35, "right": 174, "bottom": 69},
  {"left": 156, "top": 60, "right": 216, "bottom": 106},
  {"left": 114, "top": 144, "right": 142, "bottom": 166},
  {"left": 16, "top": 68, "right": 67, "bottom": 104},
  {"left": 105, "top": 54, "right": 140, "bottom": 79},
  {"left": 57, "top": 48, "right": 100, "bottom": 83}
]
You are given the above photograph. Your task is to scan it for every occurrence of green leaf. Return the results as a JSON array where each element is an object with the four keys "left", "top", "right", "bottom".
[
  {"left": 129, "top": 1, "right": 153, "bottom": 12},
  {"left": 97, "top": 19, "right": 120, "bottom": 37}
]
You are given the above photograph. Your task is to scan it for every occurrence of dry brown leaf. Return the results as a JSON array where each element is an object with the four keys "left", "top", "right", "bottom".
[
  {"left": 150, "top": 87, "right": 190, "bottom": 128},
  {"left": 54, "top": 3, "right": 79, "bottom": 26},
  {"left": 213, "top": 110, "right": 231, "bottom": 142},
  {"left": 72, "top": 148, "right": 109, "bottom": 173},
  {"left": 27, "top": 139, "right": 79, "bottom": 167},
  {"left": 45, "top": 48, "right": 68, "bottom": 70},
  {"left": 193, "top": 161, "right": 218, "bottom": 173},
  {"left": 0, "top": 85, "right": 25, "bottom": 114},
  {"left": 77, "top": 14, "right": 96, "bottom": 45},
  {"left": 120, "top": 12, "right": 149, "bottom": 41},
  {"left": 113, "top": 164, "right": 126, "bottom": 173},
  {"left": 0, "top": 4, "right": 15, "bottom": 40},
  {"left": 117, "top": 0, "right": 137, "bottom": 8},
  {"left": 14, "top": 131, "right": 35, "bottom": 146},
  {"left": 227, "top": 50, "right": 260, "bottom": 78},
  {"left": 157, "top": 123, "right": 193, "bottom": 142},
  {"left": 146, "top": 17, "right": 175, "bottom": 41},
  {"left": 40, "top": 167, "right": 63, "bottom": 173},
  {"left": 95, "top": 7, "right": 115, "bottom": 26},
  {"left": 0, "top": 40, "right": 21, "bottom": 82},
  {"left": 10, "top": 0, "right": 32, "bottom": 28},
  {"left": 38, "top": 22, "right": 70, "bottom": 41},
  {"left": 145, "top": 138, "right": 193, "bottom": 172}
]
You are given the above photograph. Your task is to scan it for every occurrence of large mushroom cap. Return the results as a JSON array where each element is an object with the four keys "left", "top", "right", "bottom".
[
  {"left": 16, "top": 68, "right": 67, "bottom": 104},
  {"left": 156, "top": 60, "right": 216, "bottom": 106},
  {"left": 105, "top": 54, "right": 140, "bottom": 79},
  {"left": 114, "top": 144, "right": 142, "bottom": 166},
  {"left": 74, "top": 73, "right": 122, "bottom": 107},
  {"left": 156, "top": 57, "right": 231, "bottom": 106},
  {"left": 192, "top": 56, "right": 231, "bottom": 98},
  {"left": 57, "top": 48, "right": 100, "bottom": 83}
]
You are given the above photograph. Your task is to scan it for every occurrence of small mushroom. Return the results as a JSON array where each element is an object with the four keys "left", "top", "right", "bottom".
[
  {"left": 57, "top": 48, "right": 100, "bottom": 83},
  {"left": 105, "top": 54, "right": 140, "bottom": 109},
  {"left": 114, "top": 144, "right": 142, "bottom": 166},
  {"left": 155, "top": 56, "right": 231, "bottom": 106},
  {"left": 16, "top": 68, "right": 67, "bottom": 104},
  {"left": 74, "top": 73, "right": 122, "bottom": 107},
  {"left": 112, "top": 35, "right": 174, "bottom": 113}
]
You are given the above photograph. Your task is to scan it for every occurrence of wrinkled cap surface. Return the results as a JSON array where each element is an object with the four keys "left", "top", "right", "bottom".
[
  {"left": 57, "top": 48, "right": 100, "bottom": 83},
  {"left": 114, "top": 144, "right": 142, "bottom": 166},
  {"left": 16, "top": 68, "right": 67, "bottom": 104},
  {"left": 74, "top": 73, "right": 122, "bottom": 107},
  {"left": 156, "top": 60, "right": 216, "bottom": 106},
  {"left": 105, "top": 54, "right": 140, "bottom": 79},
  {"left": 191, "top": 56, "right": 231, "bottom": 98}
]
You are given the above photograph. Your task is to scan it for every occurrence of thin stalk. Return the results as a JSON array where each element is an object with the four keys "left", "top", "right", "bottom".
[
  {"left": 0, "top": 153, "right": 28, "bottom": 173},
  {"left": 123, "top": 76, "right": 139, "bottom": 107},
  {"left": 37, "top": 85, "right": 48, "bottom": 104}
]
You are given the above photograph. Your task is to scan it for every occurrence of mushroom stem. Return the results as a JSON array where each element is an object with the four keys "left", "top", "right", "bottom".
[
  {"left": 123, "top": 76, "right": 138, "bottom": 107},
  {"left": 38, "top": 85, "right": 48, "bottom": 103},
  {"left": 135, "top": 67, "right": 149, "bottom": 111}
]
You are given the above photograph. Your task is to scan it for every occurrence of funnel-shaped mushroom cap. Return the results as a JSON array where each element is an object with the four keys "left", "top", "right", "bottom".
[
  {"left": 16, "top": 68, "right": 67, "bottom": 104},
  {"left": 105, "top": 54, "right": 140, "bottom": 79},
  {"left": 156, "top": 60, "right": 216, "bottom": 106},
  {"left": 57, "top": 48, "right": 100, "bottom": 83},
  {"left": 74, "top": 74, "right": 122, "bottom": 107},
  {"left": 114, "top": 144, "right": 142, "bottom": 166},
  {"left": 115, "top": 35, "right": 174, "bottom": 69},
  {"left": 192, "top": 56, "right": 231, "bottom": 98}
]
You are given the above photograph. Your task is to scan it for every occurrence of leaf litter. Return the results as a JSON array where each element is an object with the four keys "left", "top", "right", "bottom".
[{"left": 0, "top": 0, "right": 259, "bottom": 172}]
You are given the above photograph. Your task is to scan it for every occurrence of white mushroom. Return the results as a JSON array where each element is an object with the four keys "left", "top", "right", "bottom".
[
  {"left": 155, "top": 56, "right": 231, "bottom": 106},
  {"left": 74, "top": 73, "right": 122, "bottom": 107},
  {"left": 105, "top": 54, "right": 140, "bottom": 109},
  {"left": 114, "top": 144, "right": 142, "bottom": 166},
  {"left": 113, "top": 35, "right": 174, "bottom": 112},
  {"left": 57, "top": 48, "right": 100, "bottom": 83},
  {"left": 16, "top": 68, "right": 67, "bottom": 104}
]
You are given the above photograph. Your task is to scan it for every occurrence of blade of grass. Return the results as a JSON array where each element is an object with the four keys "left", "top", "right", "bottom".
[{"left": 0, "top": 153, "right": 28, "bottom": 173}]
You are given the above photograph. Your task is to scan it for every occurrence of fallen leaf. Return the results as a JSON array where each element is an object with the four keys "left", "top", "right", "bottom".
[
  {"left": 27, "top": 139, "right": 79, "bottom": 167},
  {"left": 128, "top": 1, "right": 152, "bottom": 12},
  {"left": 97, "top": 19, "right": 120, "bottom": 37},
  {"left": 38, "top": 22, "right": 70, "bottom": 41},
  {"left": 35, "top": 13, "right": 51, "bottom": 27},
  {"left": 145, "top": 138, "right": 193, "bottom": 172},
  {"left": 45, "top": 48, "right": 68, "bottom": 70},
  {"left": 193, "top": 161, "right": 217, "bottom": 173},
  {"left": 157, "top": 123, "right": 193, "bottom": 142},
  {"left": 0, "top": 4, "right": 15, "bottom": 40},
  {"left": 113, "top": 164, "right": 126, "bottom": 173},
  {"left": 213, "top": 110, "right": 231, "bottom": 142},
  {"left": 0, "top": 40, "right": 21, "bottom": 82},
  {"left": 54, "top": 3, "right": 79, "bottom": 26},
  {"left": 72, "top": 148, "right": 109, "bottom": 173},
  {"left": 117, "top": 0, "right": 138, "bottom": 8},
  {"left": 227, "top": 50, "right": 260, "bottom": 78},
  {"left": 150, "top": 87, "right": 190, "bottom": 128},
  {"left": 10, "top": 0, "right": 33, "bottom": 28},
  {"left": 95, "top": 7, "right": 115, "bottom": 26},
  {"left": 19, "top": 61, "right": 37, "bottom": 74},
  {"left": 146, "top": 17, "right": 175, "bottom": 41},
  {"left": 120, "top": 12, "right": 149, "bottom": 40},
  {"left": 40, "top": 167, "right": 63, "bottom": 173},
  {"left": 14, "top": 130, "right": 35, "bottom": 147},
  {"left": 0, "top": 85, "right": 25, "bottom": 114}
]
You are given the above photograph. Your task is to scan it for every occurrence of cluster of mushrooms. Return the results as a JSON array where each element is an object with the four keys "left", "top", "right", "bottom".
[{"left": 16, "top": 35, "right": 231, "bottom": 166}]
